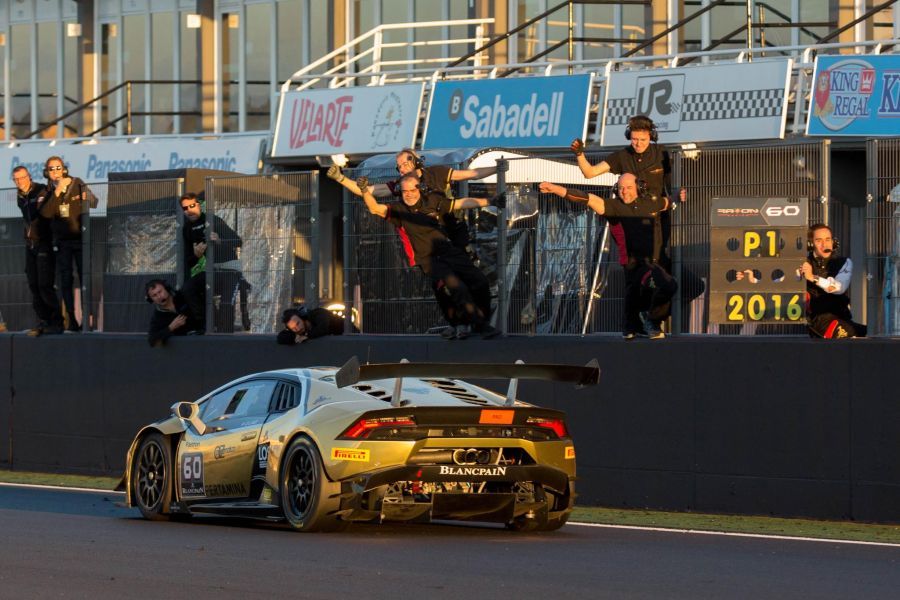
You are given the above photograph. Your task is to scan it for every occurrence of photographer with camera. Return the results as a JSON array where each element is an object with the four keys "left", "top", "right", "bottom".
[
  {"left": 800, "top": 224, "right": 866, "bottom": 339},
  {"left": 145, "top": 279, "right": 203, "bottom": 346}
]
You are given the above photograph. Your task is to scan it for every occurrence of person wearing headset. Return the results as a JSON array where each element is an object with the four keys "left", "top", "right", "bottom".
[
  {"left": 800, "top": 224, "right": 866, "bottom": 339},
  {"left": 570, "top": 115, "right": 683, "bottom": 270},
  {"left": 356, "top": 173, "right": 503, "bottom": 339},
  {"left": 13, "top": 166, "right": 64, "bottom": 336},
  {"left": 39, "top": 156, "right": 96, "bottom": 332},
  {"left": 327, "top": 149, "right": 497, "bottom": 339},
  {"left": 540, "top": 173, "right": 675, "bottom": 339},
  {"left": 145, "top": 279, "right": 204, "bottom": 347}
]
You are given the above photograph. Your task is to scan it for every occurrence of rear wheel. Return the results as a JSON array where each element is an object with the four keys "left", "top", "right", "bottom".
[
  {"left": 132, "top": 433, "right": 173, "bottom": 520},
  {"left": 280, "top": 437, "right": 346, "bottom": 532}
]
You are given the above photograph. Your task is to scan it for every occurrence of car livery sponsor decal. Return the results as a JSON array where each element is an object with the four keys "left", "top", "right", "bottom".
[
  {"left": 331, "top": 447, "right": 370, "bottom": 462},
  {"left": 206, "top": 482, "right": 248, "bottom": 497},
  {"left": 565, "top": 446, "right": 576, "bottom": 459},
  {"left": 180, "top": 452, "right": 205, "bottom": 497},
  {"left": 213, "top": 445, "right": 235, "bottom": 459},
  {"left": 437, "top": 465, "right": 508, "bottom": 477},
  {"left": 257, "top": 443, "right": 269, "bottom": 470}
]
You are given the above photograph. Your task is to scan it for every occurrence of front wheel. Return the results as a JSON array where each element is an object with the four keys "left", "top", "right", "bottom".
[
  {"left": 132, "top": 433, "right": 173, "bottom": 520},
  {"left": 280, "top": 437, "right": 346, "bottom": 532}
]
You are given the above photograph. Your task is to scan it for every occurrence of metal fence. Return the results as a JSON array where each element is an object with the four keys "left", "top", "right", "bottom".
[
  {"left": 0, "top": 172, "right": 319, "bottom": 335},
  {"left": 866, "top": 138, "right": 900, "bottom": 335},
  {"left": 672, "top": 140, "right": 831, "bottom": 334}
]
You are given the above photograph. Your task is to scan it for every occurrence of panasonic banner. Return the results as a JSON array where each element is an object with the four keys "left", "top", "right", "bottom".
[
  {"left": 271, "top": 83, "right": 425, "bottom": 157},
  {"left": 601, "top": 60, "right": 791, "bottom": 145},
  {"left": 806, "top": 55, "right": 900, "bottom": 136},
  {"left": 0, "top": 135, "right": 266, "bottom": 185},
  {"left": 422, "top": 75, "right": 592, "bottom": 150}
]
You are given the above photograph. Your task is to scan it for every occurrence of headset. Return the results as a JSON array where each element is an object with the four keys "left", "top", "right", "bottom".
[
  {"left": 807, "top": 223, "right": 839, "bottom": 254},
  {"left": 624, "top": 115, "right": 659, "bottom": 142},
  {"left": 43, "top": 156, "right": 69, "bottom": 180},
  {"left": 145, "top": 279, "right": 176, "bottom": 303},
  {"left": 396, "top": 148, "right": 425, "bottom": 173}
]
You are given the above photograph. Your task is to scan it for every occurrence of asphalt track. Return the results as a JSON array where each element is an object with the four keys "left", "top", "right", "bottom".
[{"left": 1, "top": 485, "right": 898, "bottom": 599}]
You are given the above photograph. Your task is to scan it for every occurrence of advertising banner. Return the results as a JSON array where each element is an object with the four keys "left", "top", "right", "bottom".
[
  {"left": 806, "top": 55, "right": 900, "bottom": 136},
  {"left": 601, "top": 60, "right": 791, "bottom": 145},
  {"left": 422, "top": 75, "right": 592, "bottom": 150},
  {"left": 271, "top": 83, "right": 424, "bottom": 157},
  {"left": 0, "top": 135, "right": 266, "bottom": 185}
]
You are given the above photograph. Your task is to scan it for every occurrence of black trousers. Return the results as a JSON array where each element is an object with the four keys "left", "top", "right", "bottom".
[
  {"left": 55, "top": 239, "right": 83, "bottom": 327},
  {"left": 623, "top": 259, "right": 677, "bottom": 333},
  {"left": 25, "top": 243, "right": 62, "bottom": 328},
  {"left": 183, "top": 269, "right": 251, "bottom": 333},
  {"left": 427, "top": 249, "right": 491, "bottom": 329}
]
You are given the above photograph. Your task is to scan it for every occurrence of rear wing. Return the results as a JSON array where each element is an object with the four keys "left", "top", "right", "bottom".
[{"left": 335, "top": 357, "right": 600, "bottom": 406}]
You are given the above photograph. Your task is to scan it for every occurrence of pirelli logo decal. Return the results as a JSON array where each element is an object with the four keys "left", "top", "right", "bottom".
[
  {"left": 565, "top": 446, "right": 576, "bottom": 460},
  {"left": 479, "top": 409, "right": 515, "bottom": 425},
  {"left": 331, "top": 447, "right": 370, "bottom": 462}
]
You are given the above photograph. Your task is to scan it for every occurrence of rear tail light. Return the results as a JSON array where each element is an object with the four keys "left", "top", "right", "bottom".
[
  {"left": 340, "top": 415, "right": 417, "bottom": 439},
  {"left": 525, "top": 416, "right": 569, "bottom": 439}
]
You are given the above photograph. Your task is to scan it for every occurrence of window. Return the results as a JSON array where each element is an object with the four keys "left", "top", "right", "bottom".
[{"left": 201, "top": 380, "right": 277, "bottom": 426}]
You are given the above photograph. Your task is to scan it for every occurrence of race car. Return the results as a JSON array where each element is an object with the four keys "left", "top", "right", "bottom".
[{"left": 119, "top": 357, "right": 600, "bottom": 532}]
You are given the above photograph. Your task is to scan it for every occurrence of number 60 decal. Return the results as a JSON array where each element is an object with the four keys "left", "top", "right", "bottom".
[{"left": 181, "top": 452, "right": 203, "bottom": 481}]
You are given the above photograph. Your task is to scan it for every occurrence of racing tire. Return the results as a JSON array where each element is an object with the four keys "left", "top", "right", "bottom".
[
  {"left": 280, "top": 437, "right": 346, "bottom": 532},
  {"left": 132, "top": 433, "right": 174, "bottom": 521}
]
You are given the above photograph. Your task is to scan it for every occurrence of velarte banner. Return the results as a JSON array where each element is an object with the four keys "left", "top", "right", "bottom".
[
  {"left": 422, "top": 75, "right": 592, "bottom": 149},
  {"left": 271, "top": 83, "right": 424, "bottom": 157},
  {"left": 806, "top": 55, "right": 900, "bottom": 136},
  {"left": 601, "top": 60, "right": 791, "bottom": 144}
]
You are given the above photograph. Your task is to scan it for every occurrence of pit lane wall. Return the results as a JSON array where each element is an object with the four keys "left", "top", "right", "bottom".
[{"left": 0, "top": 334, "right": 897, "bottom": 523}]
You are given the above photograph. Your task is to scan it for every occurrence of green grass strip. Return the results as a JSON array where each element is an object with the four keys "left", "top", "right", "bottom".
[{"left": 571, "top": 507, "right": 900, "bottom": 544}]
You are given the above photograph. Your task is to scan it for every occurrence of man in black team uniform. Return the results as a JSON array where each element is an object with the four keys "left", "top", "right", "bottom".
[
  {"left": 276, "top": 306, "right": 357, "bottom": 345},
  {"left": 357, "top": 173, "right": 502, "bottom": 339},
  {"left": 799, "top": 223, "right": 866, "bottom": 339},
  {"left": 570, "top": 115, "right": 680, "bottom": 269},
  {"left": 145, "top": 279, "right": 204, "bottom": 347},
  {"left": 328, "top": 149, "right": 496, "bottom": 338},
  {"left": 13, "top": 166, "right": 63, "bottom": 335},
  {"left": 539, "top": 173, "right": 676, "bottom": 339}
]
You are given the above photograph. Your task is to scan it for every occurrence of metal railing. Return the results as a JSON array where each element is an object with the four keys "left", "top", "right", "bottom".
[{"left": 280, "top": 18, "right": 495, "bottom": 93}]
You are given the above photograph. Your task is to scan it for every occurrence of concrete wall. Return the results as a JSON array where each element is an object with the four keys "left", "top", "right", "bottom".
[{"left": 1, "top": 333, "right": 897, "bottom": 522}]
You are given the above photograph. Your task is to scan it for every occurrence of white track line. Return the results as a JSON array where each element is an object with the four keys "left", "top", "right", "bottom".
[
  {"left": 1, "top": 482, "right": 895, "bottom": 547},
  {"left": 569, "top": 521, "right": 900, "bottom": 548},
  {"left": 0, "top": 481, "right": 124, "bottom": 495}
]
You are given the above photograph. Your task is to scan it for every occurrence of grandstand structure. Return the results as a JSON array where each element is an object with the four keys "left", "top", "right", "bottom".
[{"left": 0, "top": 0, "right": 898, "bottom": 337}]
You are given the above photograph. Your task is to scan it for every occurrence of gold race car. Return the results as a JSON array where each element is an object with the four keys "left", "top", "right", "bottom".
[{"left": 119, "top": 358, "right": 599, "bottom": 532}]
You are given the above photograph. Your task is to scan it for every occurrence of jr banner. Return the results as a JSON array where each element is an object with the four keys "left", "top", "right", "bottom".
[
  {"left": 806, "top": 55, "right": 900, "bottom": 136},
  {"left": 272, "top": 83, "right": 424, "bottom": 157},
  {"left": 601, "top": 60, "right": 791, "bottom": 145},
  {"left": 422, "top": 75, "right": 592, "bottom": 150}
]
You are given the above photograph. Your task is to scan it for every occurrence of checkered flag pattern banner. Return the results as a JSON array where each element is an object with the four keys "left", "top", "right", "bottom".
[
  {"left": 604, "top": 89, "right": 783, "bottom": 126},
  {"left": 681, "top": 88, "right": 784, "bottom": 121},
  {"left": 605, "top": 98, "right": 636, "bottom": 125}
]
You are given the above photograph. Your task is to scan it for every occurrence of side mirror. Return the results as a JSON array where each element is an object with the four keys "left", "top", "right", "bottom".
[{"left": 171, "top": 402, "right": 208, "bottom": 435}]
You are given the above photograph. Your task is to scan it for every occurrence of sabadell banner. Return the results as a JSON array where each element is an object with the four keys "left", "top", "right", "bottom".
[
  {"left": 271, "top": 83, "right": 425, "bottom": 157},
  {"left": 0, "top": 135, "right": 266, "bottom": 185},
  {"left": 422, "top": 74, "right": 592, "bottom": 150},
  {"left": 806, "top": 54, "right": 900, "bottom": 136}
]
